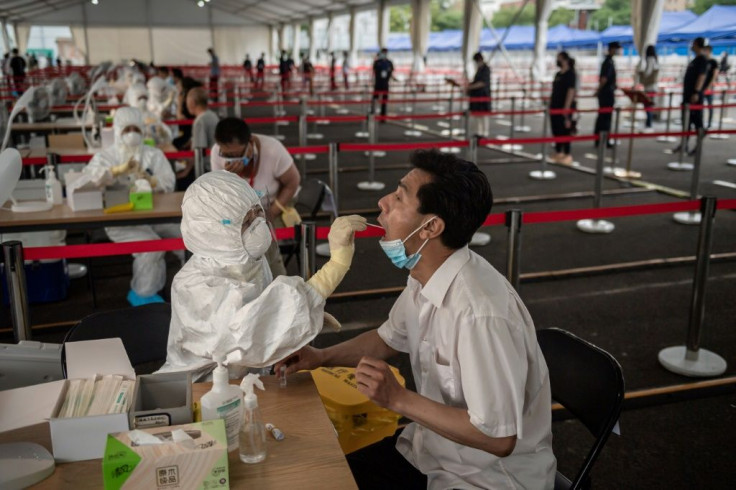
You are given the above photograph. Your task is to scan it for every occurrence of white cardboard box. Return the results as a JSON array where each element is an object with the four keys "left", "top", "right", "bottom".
[
  {"left": 65, "top": 171, "right": 103, "bottom": 211},
  {"left": 47, "top": 338, "right": 137, "bottom": 462}
]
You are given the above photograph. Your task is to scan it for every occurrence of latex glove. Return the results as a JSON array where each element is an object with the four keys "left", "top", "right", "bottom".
[
  {"left": 307, "top": 215, "right": 366, "bottom": 298},
  {"left": 110, "top": 158, "right": 137, "bottom": 177},
  {"left": 324, "top": 312, "right": 341, "bottom": 332}
]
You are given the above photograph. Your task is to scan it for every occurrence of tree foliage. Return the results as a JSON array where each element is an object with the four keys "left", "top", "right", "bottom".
[
  {"left": 692, "top": 0, "right": 736, "bottom": 14},
  {"left": 589, "top": 0, "right": 631, "bottom": 31},
  {"left": 491, "top": 4, "right": 576, "bottom": 28}
]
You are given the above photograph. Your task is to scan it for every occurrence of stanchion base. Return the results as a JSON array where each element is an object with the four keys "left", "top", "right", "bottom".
[
  {"left": 316, "top": 120, "right": 331, "bottom": 126},
  {"left": 495, "top": 120, "right": 512, "bottom": 127},
  {"left": 431, "top": 105, "right": 445, "bottom": 111},
  {"left": 68, "top": 263, "right": 88, "bottom": 279},
  {"left": 357, "top": 181, "right": 386, "bottom": 191},
  {"left": 303, "top": 154, "right": 317, "bottom": 160},
  {"left": 501, "top": 144, "right": 524, "bottom": 151},
  {"left": 469, "top": 232, "right": 491, "bottom": 247},
  {"left": 656, "top": 136, "right": 678, "bottom": 143},
  {"left": 315, "top": 242, "right": 331, "bottom": 258},
  {"left": 604, "top": 167, "right": 642, "bottom": 178},
  {"left": 275, "top": 121, "right": 290, "bottom": 126},
  {"left": 440, "top": 129, "right": 464, "bottom": 136},
  {"left": 307, "top": 133, "right": 324, "bottom": 140},
  {"left": 437, "top": 121, "right": 450, "bottom": 128},
  {"left": 273, "top": 134, "right": 286, "bottom": 141},
  {"left": 440, "top": 147, "right": 462, "bottom": 154},
  {"left": 667, "top": 162, "right": 694, "bottom": 171},
  {"left": 529, "top": 170, "right": 557, "bottom": 180},
  {"left": 727, "top": 159, "right": 736, "bottom": 166},
  {"left": 355, "top": 131, "right": 369, "bottom": 138},
  {"left": 577, "top": 219, "right": 615, "bottom": 234},
  {"left": 673, "top": 211, "right": 702, "bottom": 225},
  {"left": 709, "top": 134, "right": 729, "bottom": 140},
  {"left": 513, "top": 125, "right": 531, "bottom": 133},
  {"left": 404, "top": 130, "right": 423, "bottom": 137},
  {"left": 336, "top": 108, "right": 349, "bottom": 115},
  {"left": 658, "top": 346, "right": 727, "bottom": 377},
  {"left": 364, "top": 151, "right": 386, "bottom": 157}
]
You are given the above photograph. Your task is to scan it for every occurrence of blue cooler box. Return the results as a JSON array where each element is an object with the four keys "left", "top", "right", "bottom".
[{"left": 1, "top": 260, "right": 69, "bottom": 305}]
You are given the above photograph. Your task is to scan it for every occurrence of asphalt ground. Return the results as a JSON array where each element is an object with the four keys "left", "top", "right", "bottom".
[{"left": 2, "top": 87, "right": 735, "bottom": 488}]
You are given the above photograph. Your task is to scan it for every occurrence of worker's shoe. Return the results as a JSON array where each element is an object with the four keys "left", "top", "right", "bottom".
[{"left": 127, "top": 290, "right": 165, "bottom": 307}]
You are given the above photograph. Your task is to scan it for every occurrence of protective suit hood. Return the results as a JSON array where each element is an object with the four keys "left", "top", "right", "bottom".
[
  {"left": 125, "top": 83, "right": 148, "bottom": 108},
  {"left": 182, "top": 170, "right": 263, "bottom": 266}
]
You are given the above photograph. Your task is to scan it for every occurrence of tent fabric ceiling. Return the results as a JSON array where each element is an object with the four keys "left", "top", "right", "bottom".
[{"left": 0, "top": 0, "right": 379, "bottom": 25}]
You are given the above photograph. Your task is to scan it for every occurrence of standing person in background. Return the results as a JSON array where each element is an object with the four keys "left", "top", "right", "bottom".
[
  {"left": 549, "top": 52, "right": 578, "bottom": 165},
  {"left": 279, "top": 51, "right": 290, "bottom": 93},
  {"left": 243, "top": 54, "right": 254, "bottom": 84},
  {"left": 638, "top": 45, "right": 659, "bottom": 131},
  {"left": 466, "top": 52, "right": 491, "bottom": 138},
  {"left": 719, "top": 52, "right": 731, "bottom": 84},
  {"left": 702, "top": 44, "right": 719, "bottom": 129},
  {"left": 301, "top": 54, "right": 315, "bottom": 96},
  {"left": 594, "top": 41, "right": 621, "bottom": 148},
  {"left": 674, "top": 37, "right": 709, "bottom": 156},
  {"left": 330, "top": 52, "right": 338, "bottom": 91},
  {"left": 342, "top": 51, "right": 350, "bottom": 89},
  {"left": 187, "top": 86, "right": 220, "bottom": 156},
  {"left": 256, "top": 53, "right": 266, "bottom": 90},
  {"left": 8, "top": 49, "right": 26, "bottom": 95},
  {"left": 207, "top": 47, "right": 220, "bottom": 101},
  {"left": 27, "top": 53, "right": 38, "bottom": 71},
  {"left": 372, "top": 48, "right": 395, "bottom": 117}
]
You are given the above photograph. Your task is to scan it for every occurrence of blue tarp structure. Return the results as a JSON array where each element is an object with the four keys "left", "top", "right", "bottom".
[
  {"left": 659, "top": 5, "right": 736, "bottom": 42},
  {"left": 368, "top": 8, "right": 735, "bottom": 53}
]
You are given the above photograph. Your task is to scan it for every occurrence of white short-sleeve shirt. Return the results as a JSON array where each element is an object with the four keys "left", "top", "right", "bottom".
[{"left": 378, "top": 246, "right": 556, "bottom": 489}]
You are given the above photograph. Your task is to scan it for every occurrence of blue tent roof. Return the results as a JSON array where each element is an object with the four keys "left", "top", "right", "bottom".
[
  {"left": 547, "top": 25, "right": 600, "bottom": 48},
  {"left": 660, "top": 5, "right": 736, "bottom": 41},
  {"left": 600, "top": 10, "right": 698, "bottom": 45}
]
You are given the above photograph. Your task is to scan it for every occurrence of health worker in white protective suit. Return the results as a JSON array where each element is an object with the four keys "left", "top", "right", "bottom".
[
  {"left": 124, "top": 83, "right": 173, "bottom": 146},
  {"left": 157, "top": 170, "right": 366, "bottom": 380},
  {"left": 83, "top": 107, "right": 181, "bottom": 306},
  {"left": 147, "top": 76, "right": 176, "bottom": 120}
]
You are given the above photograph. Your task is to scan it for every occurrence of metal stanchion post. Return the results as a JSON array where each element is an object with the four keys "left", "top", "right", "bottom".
[
  {"left": 468, "top": 135, "right": 491, "bottom": 247},
  {"left": 668, "top": 103, "right": 693, "bottom": 171},
  {"left": 234, "top": 87, "right": 242, "bottom": 119},
  {"left": 194, "top": 147, "right": 205, "bottom": 178},
  {"left": 709, "top": 89, "right": 729, "bottom": 140},
  {"left": 659, "top": 196, "right": 726, "bottom": 377},
  {"left": 328, "top": 143, "right": 339, "bottom": 215},
  {"left": 605, "top": 107, "right": 621, "bottom": 173},
  {"left": 658, "top": 91, "right": 677, "bottom": 143},
  {"left": 357, "top": 113, "right": 385, "bottom": 191},
  {"left": 405, "top": 90, "right": 422, "bottom": 137},
  {"left": 464, "top": 110, "right": 473, "bottom": 157},
  {"left": 505, "top": 209, "right": 522, "bottom": 292},
  {"left": 674, "top": 128, "right": 706, "bottom": 225},
  {"left": 307, "top": 94, "right": 324, "bottom": 140},
  {"left": 529, "top": 108, "right": 556, "bottom": 180},
  {"left": 355, "top": 88, "right": 369, "bottom": 138},
  {"left": 3, "top": 241, "right": 31, "bottom": 343},
  {"left": 621, "top": 104, "right": 643, "bottom": 178},
  {"left": 515, "top": 90, "right": 530, "bottom": 132},
  {"left": 298, "top": 114, "right": 308, "bottom": 176},
  {"left": 299, "top": 221, "right": 317, "bottom": 280},
  {"left": 577, "top": 131, "right": 615, "bottom": 234},
  {"left": 469, "top": 134, "right": 478, "bottom": 163},
  {"left": 502, "top": 97, "right": 522, "bottom": 151}
]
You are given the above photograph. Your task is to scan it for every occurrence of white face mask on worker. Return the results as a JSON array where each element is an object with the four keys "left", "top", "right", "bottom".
[{"left": 122, "top": 132, "right": 142, "bottom": 147}]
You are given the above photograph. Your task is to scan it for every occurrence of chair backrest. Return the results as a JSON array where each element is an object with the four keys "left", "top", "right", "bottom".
[
  {"left": 537, "top": 328, "right": 624, "bottom": 489},
  {"left": 62, "top": 303, "right": 171, "bottom": 376},
  {"left": 294, "top": 179, "right": 326, "bottom": 219}
]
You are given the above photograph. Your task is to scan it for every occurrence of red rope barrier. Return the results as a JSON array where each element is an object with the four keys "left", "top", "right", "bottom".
[
  {"left": 523, "top": 200, "right": 701, "bottom": 224},
  {"left": 288, "top": 145, "right": 330, "bottom": 155},
  {"left": 341, "top": 140, "right": 469, "bottom": 152}
]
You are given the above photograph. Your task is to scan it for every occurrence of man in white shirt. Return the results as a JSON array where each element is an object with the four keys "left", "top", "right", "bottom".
[{"left": 277, "top": 149, "right": 556, "bottom": 489}]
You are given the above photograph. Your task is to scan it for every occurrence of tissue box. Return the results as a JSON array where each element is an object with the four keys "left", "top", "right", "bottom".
[
  {"left": 65, "top": 171, "right": 103, "bottom": 211},
  {"left": 129, "top": 191, "right": 153, "bottom": 210},
  {"left": 49, "top": 339, "right": 138, "bottom": 462},
  {"left": 102, "top": 420, "right": 230, "bottom": 490},
  {"left": 129, "top": 372, "right": 193, "bottom": 429}
]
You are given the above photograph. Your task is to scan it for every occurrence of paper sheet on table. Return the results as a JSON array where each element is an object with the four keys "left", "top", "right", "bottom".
[
  {"left": 0, "top": 380, "right": 65, "bottom": 432},
  {"left": 65, "top": 338, "right": 135, "bottom": 380}
]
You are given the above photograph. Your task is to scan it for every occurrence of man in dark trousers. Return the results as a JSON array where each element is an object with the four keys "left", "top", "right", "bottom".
[
  {"left": 594, "top": 41, "right": 621, "bottom": 148},
  {"left": 256, "top": 53, "right": 265, "bottom": 90},
  {"left": 9, "top": 48, "right": 26, "bottom": 96},
  {"left": 243, "top": 54, "right": 253, "bottom": 83},
  {"left": 372, "top": 48, "right": 395, "bottom": 117},
  {"left": 674, "top": 37, "right": 710, "bottom": 155},
  {"left": 467, "top": 52, "right": 492, "bottom": 137}
]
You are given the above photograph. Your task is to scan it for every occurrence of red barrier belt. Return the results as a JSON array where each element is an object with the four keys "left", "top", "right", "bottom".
[
  {"left": 377, "top": 112, "right": 465, "bottom": 121},
  {"left": 21, "top": 157, "right": 48, "bottom": 166},
  {"left": 305, "top": 115, "right": 366, "bottom": 123},
  {"left": 717, "top": 199, "right": 736, "bottom": 210},
  {"left": 288, "top": 145, "right": 330, "bottom": 155},
  {"left": 57, "top": 154, "right": 93, "bottom": 163},
  {"left": 246, "top": 115, "right": 299, "bottom": 124},
  {"left": 341, "top": 140, "right": 469, "bottom": 152},
  {"left": 479, "top": 135, "right": 598, "bottom": 146},
  {"left": 523, "top": 200, "right": 701, "bottom": 224},
  {"left": 481, "top": 213, "right": 506, "bottom": 227},
  {"left": 163, "top": 119, "right": 194, "bottom": 126},
  {"left": 23, "top": 238, "right": 186, "bottom": 260}
]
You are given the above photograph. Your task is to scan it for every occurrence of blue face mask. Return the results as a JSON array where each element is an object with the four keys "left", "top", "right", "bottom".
[{"left": 379, "top": 217, "right": 436, "bottom": 270}]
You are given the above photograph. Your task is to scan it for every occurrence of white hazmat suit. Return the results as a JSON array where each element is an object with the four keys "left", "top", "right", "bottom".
[
  {"left": 158, "top": 170, "right": 366, "bottom": 380},
  {"left": 84, "top": 107, "right": 181, "bottom": 302},
  {"left": 124, "top": 83, "right": 173, "bottom": 145},
  {"left": 146, "top": 76, "right": 176, "bottom": 119}
]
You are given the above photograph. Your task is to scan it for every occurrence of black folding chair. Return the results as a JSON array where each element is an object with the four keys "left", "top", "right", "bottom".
[
  {"left": 537, "top": 328, "right": 625, "bottom": 490},
  {"left": 62, "top": 303, "right": 171, "bottom": 376},
  {"left": 279, "top": 178, "right": 328, "bottom": 268}
]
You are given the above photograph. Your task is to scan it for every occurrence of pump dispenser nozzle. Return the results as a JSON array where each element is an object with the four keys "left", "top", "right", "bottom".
[{"left": 240, "top": 373, "right": 265, "bottom": 410}]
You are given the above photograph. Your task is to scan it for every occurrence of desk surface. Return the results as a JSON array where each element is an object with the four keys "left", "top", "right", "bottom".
[
  {"left": 12, "top": 119, "right": 95, "bottom": 132},
  {"left": 0, "top": 373, "right": 357, "bottom": 490},
  {"left": 0, "top": 192, "right": 184, "bottom": 233},
  {"left": 21, "top": 144, "right": 178, "bottom": 158}
]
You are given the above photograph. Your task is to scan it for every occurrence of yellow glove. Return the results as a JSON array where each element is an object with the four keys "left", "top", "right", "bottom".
[
  {"left": 307, "top": 215, "right": 366, "bottom": 298},
  {"left": 274, "top": 199, "right": 302, "bottom": 228},
  {"left": 110, "top": 158, "right": 137, "bottom": 177},
  {"left": 324, "top": 312, "right": 341, "bottom": 332}
]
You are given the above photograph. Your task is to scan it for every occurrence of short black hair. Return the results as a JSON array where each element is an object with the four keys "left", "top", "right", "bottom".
[
  {"left": 473, "top": 52, "right": 484, "bottom": 62},
  {"left": 215, "top": 117, "right": 251, "bottom": 146},
  {"left": 410, "top": 149, "right": 493, "bottom": 249},
  {"left": 158, "top": 66, "right": 170, "bottom": 75},
  {"left": 608, "top": 41, "right": 621, "bottom": 51},
  {"left": 171, "top": 67, "right": 183, "bottom": 80}
]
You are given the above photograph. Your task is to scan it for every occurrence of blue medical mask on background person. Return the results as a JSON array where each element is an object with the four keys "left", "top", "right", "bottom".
[{"left": 379, "top": 216, "right": 437, "bottom": 270}]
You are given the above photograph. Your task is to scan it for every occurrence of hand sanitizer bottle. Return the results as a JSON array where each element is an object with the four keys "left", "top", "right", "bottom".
[
  {"left": 41, "top": 165, "right": 63, "bottom": 205},
  {"left": 200, "top": 354, "right": 244, "bottom": 452},
  {"left": 239, "top": 373, "right": 267, "bottom": 463}
]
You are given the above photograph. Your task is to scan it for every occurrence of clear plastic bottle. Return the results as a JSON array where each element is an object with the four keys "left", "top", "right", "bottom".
[{"left": 239, "top": 373, "right": 267, "bottom": 463}]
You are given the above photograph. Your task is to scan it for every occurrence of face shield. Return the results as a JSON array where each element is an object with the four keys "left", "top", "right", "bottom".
[{"left": 240, "top": 204, "right": 273, "bottom": 259}]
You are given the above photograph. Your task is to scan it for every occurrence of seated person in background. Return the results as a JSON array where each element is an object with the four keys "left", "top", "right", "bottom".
[
  {"left": 157, "top": 171, "right": 366, "bottom": 380},
  {"left": 174, "top": 86, "right": 218, "bottom": 187},
  {"left": 82, "top": 107, "right": 182, "bottom": 306},
  {"left": 172, "top": 76, "right": 202, "bottom": 151},
  {"left": 210, "top": 117, "right": 300, "bottom": 277},
  {"left": 124, "top": 83, "right": 173, "bottom": 146},
  {"left": 147, "top": 75, "right": 177, "bottom": 120},
  {"left": 277, "top": 150, "right": 556, "bottom": 489}
]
